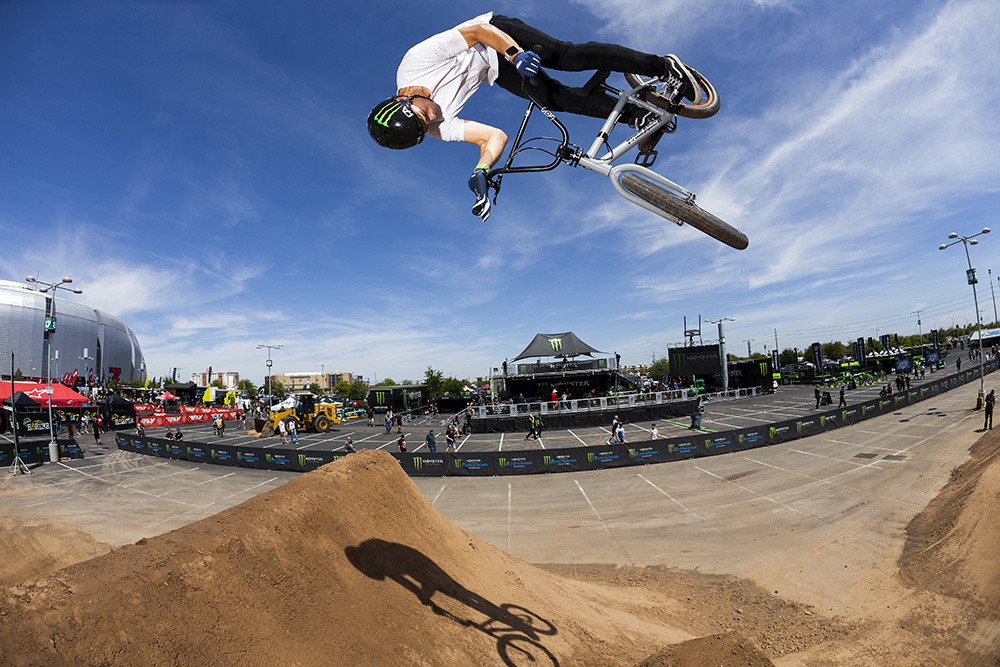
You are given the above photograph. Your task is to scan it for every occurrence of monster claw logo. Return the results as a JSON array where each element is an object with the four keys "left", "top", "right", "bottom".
[
  {"left": 628, "top": 448, "right": 636, "bottom": 458},
  {"left": 543, "top": 455, "right": 552, "bottom": 466},
  {"left": 265, "top": 453, "right": 272, "bottom": 462},
  {"left": 414, "top": 457, "right": 424, "bottom": 470},
  {"left": 587, "top": 452, "right": 595, "bottom": 462},
  {"left": 297, "top": 454, "right": 306, "bottom": 467},
  {"left": 374, "top": 101, "right": 413, "bottom": 127},
  {"left": 668, "top": 443, "right": 675, "bottom": 453},
  {"left": 498, "top": 458, "right": 506, "bottom": 467},
  {"left": 549, "top": 338, "right": 563, "bottom": 352},
  {"left": 738, "top": 433, "right": 745, "bottom": 443},
  {"left": 820, "top": 416, "right": 827, "bottom": 427}
]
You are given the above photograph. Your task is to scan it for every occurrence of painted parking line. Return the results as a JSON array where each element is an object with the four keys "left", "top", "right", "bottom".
[
  {"left": 55, "top": 461, "right": 205, "bottom": 508},
  {"left": 661, "top": 419, "right": 716, "bottom": 432},
  {"left": 574, "top": 479, "right": 630, "bottom": 560},
  {"left": 157, "top": 471, "right": 238, "bottom": 497},
  {"left": 208, "top": 477, "right": 281, "bottom": 505},
  {"left": 694, "top": 465, "right": 827, "bottom": 522}
]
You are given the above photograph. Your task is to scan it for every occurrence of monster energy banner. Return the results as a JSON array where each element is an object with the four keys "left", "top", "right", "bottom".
[
  {"left": 668, "top": 344, "right": 721, "bottom": 376},
  {"left": 0, "top": 442, "right": 45, "bottom": 466},
  {"left": 108, "top": 359, "right": 997, "bottom": 477},
  {"left": 857, "top": 338, "right": 867, "bottom": 366},
  {"left": 397, "top": 453, "right": 449, "bottom": 476},
  {"left": 811, "top": 342, "right": 822, "bottom": 372}
]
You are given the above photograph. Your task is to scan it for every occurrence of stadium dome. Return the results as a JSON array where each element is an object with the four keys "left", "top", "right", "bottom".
[{"left": 0, "top": 279, "right": 145, "bottom": 384}]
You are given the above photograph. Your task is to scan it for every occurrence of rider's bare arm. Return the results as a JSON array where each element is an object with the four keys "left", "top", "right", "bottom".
[
  {"left": 463, "top": 120, "right": 507, "bottom": 170},
  {"left": 457, "top": 23, "right": 521, "bottom": 58}
]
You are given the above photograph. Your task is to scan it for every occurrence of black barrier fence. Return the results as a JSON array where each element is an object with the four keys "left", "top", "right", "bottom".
[
  {"left": 43, "top": 360, "right": 987, "bottom": 478},
  {"left": 471, "top": 399, "right": 701, "bottom": 434}
]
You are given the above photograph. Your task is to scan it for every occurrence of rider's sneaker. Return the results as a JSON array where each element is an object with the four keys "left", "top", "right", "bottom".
[{"left": 661, "top": 54, "right": 702, "bottom": 105}]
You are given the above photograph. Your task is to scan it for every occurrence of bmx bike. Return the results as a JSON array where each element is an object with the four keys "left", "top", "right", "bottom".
[{"left": 486, "top": 62, "right": 749, "bottom": 250}]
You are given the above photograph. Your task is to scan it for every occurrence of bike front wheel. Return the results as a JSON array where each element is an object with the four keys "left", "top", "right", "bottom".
[
  {"left": 625, "top": 64, "right": 721, "bottom": 119},
  {"left": 619, "top": 172, "right": 748, "bottom": 250}
]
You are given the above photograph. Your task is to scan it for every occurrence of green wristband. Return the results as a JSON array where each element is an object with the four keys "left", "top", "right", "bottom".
[{"left": 475, "top": 163, "right": 490, "bottom": 173}]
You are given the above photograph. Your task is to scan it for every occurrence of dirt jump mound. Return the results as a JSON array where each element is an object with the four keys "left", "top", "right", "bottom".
[{"left": 0, "top": 450, "right": 790, "bottom": 666}]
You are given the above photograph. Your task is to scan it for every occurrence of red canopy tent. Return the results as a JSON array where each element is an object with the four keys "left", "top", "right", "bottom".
[{"left": 0, "top": 382, "right": 90, "bottom": 407}]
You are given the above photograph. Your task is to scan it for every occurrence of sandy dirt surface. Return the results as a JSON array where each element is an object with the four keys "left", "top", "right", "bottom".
[{"left": 1, "top": 424, "right": 999, "bottom": 665}]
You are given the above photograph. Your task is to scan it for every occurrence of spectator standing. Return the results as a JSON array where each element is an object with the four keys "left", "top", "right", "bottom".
[
  {"left": 385, "top": 409, "right": 393, "bottom": 434},
  {"left": 287, "top": 419, "right": 298, "bottom": 444},
  {"left": 814, "top": 386, "right": 821, "bottom": 409},
  {"left": 175, "top": 428, "right": 184, "bottom": 442},
  {"left": 838, "top": 386, "right": 847, "bottom": 408},
  {"left": 426, "top": 429, "right": 437, "bottom": 452},
  {"left": 343, "top": 436, "right": 356, "bottom": 453},
  {"left": 446, "top": 425, "right": 457, "bottom": 451},
  {"left": 985, "top": 390, "right": 995, "bottom": 430},
  {"left": 397, "top": 433, "right": 407, "bottom": 452},
  {"left": 164, "top": 428, "right": 173, "bottom": 440},
  {"left": 278, "top": 418, "right": 287, "bottom": 445},
  {"left": 649, "top": 424, "right": 658, "bottom": 440},
  {"left": 524, "top": 414, "right": 536, "bottom": 441}
]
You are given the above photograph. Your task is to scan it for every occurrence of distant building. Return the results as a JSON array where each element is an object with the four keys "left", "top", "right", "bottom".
[
  {"left": 191, "top": 369, "right": 239, "bottom": 390},
  {"left": 0, "top": 279, "right": 145, "bottom": 384},
  {"left": 272, "top": 371, "right": 354, "bottom": 392}
]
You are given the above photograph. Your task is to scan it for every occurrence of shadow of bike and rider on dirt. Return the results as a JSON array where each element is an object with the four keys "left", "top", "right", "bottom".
[{"left": 345, "top": 539, "right": 559, "bottom": 667}]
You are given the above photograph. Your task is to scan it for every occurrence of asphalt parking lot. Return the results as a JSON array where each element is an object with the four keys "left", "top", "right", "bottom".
[{"left": 124, "top": 371, "right": 943, "bottom": 455}]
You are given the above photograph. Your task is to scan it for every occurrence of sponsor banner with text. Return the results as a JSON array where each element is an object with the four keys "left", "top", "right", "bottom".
[{"left": 396, "top": 453, "right": 450, "bottom": 476}]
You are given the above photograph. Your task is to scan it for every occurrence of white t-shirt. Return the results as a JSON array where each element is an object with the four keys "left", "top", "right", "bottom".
[{"left": 396, "top": 12, "right": 500, "bottom": 142}]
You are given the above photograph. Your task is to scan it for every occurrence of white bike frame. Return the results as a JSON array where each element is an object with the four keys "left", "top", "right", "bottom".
[{"left": 488, "top": 73, "right": 698, "bottom": 223}]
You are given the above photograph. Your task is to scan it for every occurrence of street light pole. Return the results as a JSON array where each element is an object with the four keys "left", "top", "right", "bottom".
[
  {"left": 910, "top": 309, "right": 925, "bottom": 348},
  {"left": 989, "top": 268, "right": 998, "bottom": 324},
  {"left": 939, "top": 227, "right": 990, "bottom": 395},
  {"left": 256, "top": 343, "right": 282, "bottom": 408},
  {"left": 26, "top": 276, "right": 83, "bottom": 463},
  {"left": 708, "top": 317, "right": 735, "bottom": 392}
]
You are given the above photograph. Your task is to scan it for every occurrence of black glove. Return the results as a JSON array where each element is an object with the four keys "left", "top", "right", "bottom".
[{"left": 468, "top": 167, "right": 491, "bottom": 222}]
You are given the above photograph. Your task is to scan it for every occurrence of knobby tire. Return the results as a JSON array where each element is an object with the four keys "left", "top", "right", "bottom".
[
  {"left": 625, "top": 64, "right": 721, "bottom": 119},
  {"left": 619, "top": 172, "right": 748, "bottom": 250}
]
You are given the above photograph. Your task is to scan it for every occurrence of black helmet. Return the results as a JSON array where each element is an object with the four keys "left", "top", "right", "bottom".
[{"left": 367, "top": 96, "right": 425, "bottom": 150}]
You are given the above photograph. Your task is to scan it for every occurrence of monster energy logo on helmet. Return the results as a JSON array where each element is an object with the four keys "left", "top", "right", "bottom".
[{"left": 367, "top": 96, "right": 425, "bottom": 150}]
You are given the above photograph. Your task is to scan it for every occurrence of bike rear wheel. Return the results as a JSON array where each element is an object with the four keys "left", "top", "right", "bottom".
[
  {"left": 619, "top": 172, "right": 748, "bottom": 250},
  {"left": 625, "top": 64, "right": 721, "bottom": 119}
]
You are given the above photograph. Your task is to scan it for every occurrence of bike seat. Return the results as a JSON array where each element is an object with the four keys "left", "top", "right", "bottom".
[{"left": 582, "top": 70, "right": 611, "bottom": 96}]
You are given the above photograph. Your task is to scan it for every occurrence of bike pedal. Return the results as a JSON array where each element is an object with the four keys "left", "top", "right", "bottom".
[{"left": 635, "top": 149, "right": 658, "bottom": 168}]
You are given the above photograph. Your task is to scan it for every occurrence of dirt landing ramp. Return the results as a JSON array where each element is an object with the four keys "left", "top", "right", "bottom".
[{"left": 0, "top": 450, "right": 827, "bottom": 666}]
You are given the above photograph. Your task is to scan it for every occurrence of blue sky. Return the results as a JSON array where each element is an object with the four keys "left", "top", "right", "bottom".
[{"left": 2, "top": 0, "right": 999, "bottom": 385}]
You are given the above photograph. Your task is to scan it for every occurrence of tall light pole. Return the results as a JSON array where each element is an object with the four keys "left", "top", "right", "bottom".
[
  {"left": 910, "top": 309, "right": 925, "bottom": 349},
  {"left": 257, "top": 343, "right": 282, "bottom": 407},
  {"left": 939, "top": 227, "right": 990, "bottom": 395},
  {"left": 989, "top": 268, "right": 998, "bottom": 325},
  {"left": 26, "top": 276, "right": 83, "bottom": 463},
  {"left": 708, "top": 317, "right": 735, "bottom": 391}
]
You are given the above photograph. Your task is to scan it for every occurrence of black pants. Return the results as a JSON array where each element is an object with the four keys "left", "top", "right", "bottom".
[{"left": 490, "top": 15, "right": 666, "bottom": 122}]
